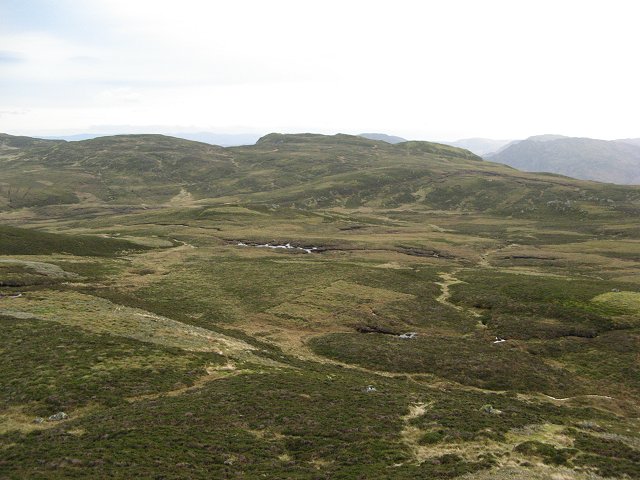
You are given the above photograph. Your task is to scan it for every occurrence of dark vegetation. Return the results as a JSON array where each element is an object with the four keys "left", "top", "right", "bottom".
[
  {"left": 0, "top": 316, "right": 222, "bottom": 414},
  {"left": 0, "top": 368, "right": 505, "bottom": 479},
  {"left": 0, "top": 225, "right": 149, "bottom": 256},
  {"left": 450, "top": 272, "right": 630, "bottom": 339},
  {"left": 309, "top": 333, "right": 582, "bottom": 397}
]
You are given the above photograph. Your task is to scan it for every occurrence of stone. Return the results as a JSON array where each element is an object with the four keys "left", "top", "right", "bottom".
[
  {"left": 480, "top": 404, "right": 502, "bottom": 415},
  {"left": 48, "top": 412, "right": 68, "bottom": 421},
  {"left": 398, "top": 332, "right": 418, "bottom": 339}
]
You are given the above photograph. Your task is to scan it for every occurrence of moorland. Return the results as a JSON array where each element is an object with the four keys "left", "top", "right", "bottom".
[{"left": 0, "top": 132, "right": 639, "bottom": 479}]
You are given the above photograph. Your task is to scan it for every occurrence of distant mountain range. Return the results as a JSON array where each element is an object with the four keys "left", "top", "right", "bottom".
[
  {"left": 436, "top": 134, "right": 640, "bottom": 185},
  {"left": 443, "top": 138, "right": 514, "bottom": 156},
  {"left": 485, "top": 135, "right": 640, "bottom": 185},
  {"left": 618, "top": 138, "right": 640, "bottom": 147},
  {"left": 358, "top": 133, "right": 407, "bottom": 144}
]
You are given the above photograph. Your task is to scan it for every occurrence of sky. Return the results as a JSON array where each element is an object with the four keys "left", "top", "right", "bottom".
[{"left": 1, "top": 0, "right": 640, "bottom": 141}]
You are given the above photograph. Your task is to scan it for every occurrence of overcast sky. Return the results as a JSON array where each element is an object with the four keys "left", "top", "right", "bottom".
[{"left": 1, "top": 0, "right": 639, "bottom": 141}]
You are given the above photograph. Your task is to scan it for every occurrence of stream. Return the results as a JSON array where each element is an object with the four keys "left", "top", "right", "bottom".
[{"left": 237, "top": 242, "right": 319, "bottom": 254}]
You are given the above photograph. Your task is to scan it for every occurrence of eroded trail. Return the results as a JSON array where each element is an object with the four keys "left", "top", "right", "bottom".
[
  {"left": 434, "top": 270, "right": 481, "bottom": 319},
  {"left": 434, "top": 243, "right": 576, "bottom": 322},
  {"left": 126, "top": 363, "right": 255, "bottom": 403},
  {"left": 399, "top": 402, "right": 430, "bottom": 464},
  {"left": 477, "top": 244, "right": 512, "bottom": 268},
  {"left": 434, "top": 271, "right": 464, "bottom": 310}
]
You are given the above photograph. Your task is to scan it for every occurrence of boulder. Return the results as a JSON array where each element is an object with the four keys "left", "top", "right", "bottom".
[{"left": 48, "top": 412, "right": 68, "bottom": 421}]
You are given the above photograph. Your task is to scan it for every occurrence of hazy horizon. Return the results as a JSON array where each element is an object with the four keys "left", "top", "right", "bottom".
[
  {"left": 14, "top": 128, "right": 640, "bottom": 145},
  {"left": 2, "top": 0, "right": 640, "bottom": 141}
]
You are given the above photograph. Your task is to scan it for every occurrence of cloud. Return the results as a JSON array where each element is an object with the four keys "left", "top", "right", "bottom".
[
  {"left": 66, "top": 55, "right": 101, "bottom": 65},
  {"left": 2, "top": 0, "right": 640, "bottom": 139},
  {"left": 0, "top": 108, "right": 28, "bottom": 117},
  {"left": 97, "top": 87, "right": 142, "bottom": 104},
  {"left": 0, "top": 50, "right": 25, "bottom": 63},
  {"left": 0, "top": 33, "right": 104, "bottom": 80}
]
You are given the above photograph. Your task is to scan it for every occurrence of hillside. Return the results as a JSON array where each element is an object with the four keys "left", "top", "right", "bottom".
[
  {"left": 0, "top": 133, "right": 63, "bottom": 150},
  {"left": 1, "top": 132, "right": 638, "bottom": 218},
  {"left": 487, "top": 136, "right": 640, "bottom": 185},
  {"left": 0, "top": 225, "right": 149, "bottom": 256},
  {"left": 0, "top": 134, "right": 233, "bottom": 207}
]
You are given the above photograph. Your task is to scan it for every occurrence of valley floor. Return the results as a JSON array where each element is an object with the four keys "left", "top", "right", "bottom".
[{"left": 1, "top": 203, "right": 639, "bottom": 479}]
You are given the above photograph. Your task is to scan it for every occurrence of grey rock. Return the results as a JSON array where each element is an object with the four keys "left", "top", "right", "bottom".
[
  {"left": 48, "top": 411, "right": 68, "bottom": 421},
  {"left": 480, "top": 404, "right": 502, "bottom": 415}
]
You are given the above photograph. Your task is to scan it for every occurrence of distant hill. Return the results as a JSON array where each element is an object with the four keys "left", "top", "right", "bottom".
[
  {"left": 525, "top": 134, "right": 569, "bottom": 142},
  {"left": 358, "top": 133, "right": 407, "bottom": 144},
  {"left": 443, "top": 138, "right": 514, "bottom": 156},
  {"left": 0, "top": 133, "right": 63, "bottom": 149},
  {"left": 487, "top": 135, "right": 640, "bottom": 185},
  {"left": 37, "top": 132, "right": 261, "bottom": 147}
]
